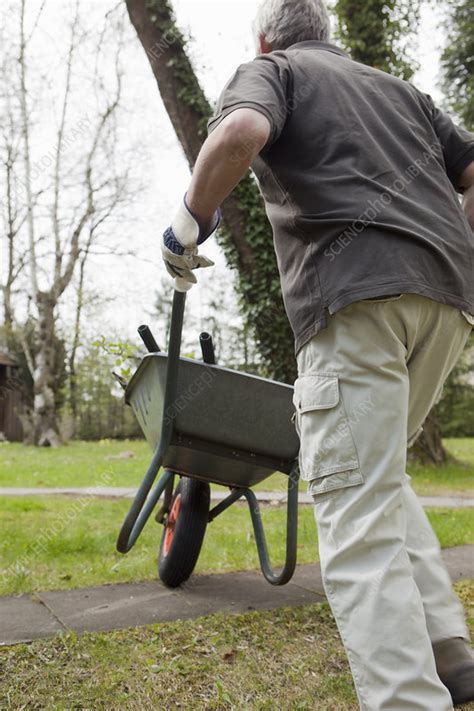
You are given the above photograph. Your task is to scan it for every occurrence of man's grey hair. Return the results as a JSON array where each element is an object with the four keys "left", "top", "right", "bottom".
[{"left": 253, "top": 0, "right": 331, "bottom": 52}]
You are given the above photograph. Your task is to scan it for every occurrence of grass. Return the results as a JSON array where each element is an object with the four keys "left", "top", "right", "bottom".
[
  {"left": 1, "top": 496, "right": 473, "bottom": 597},
  {"left": 0, "top": 581, "right": 473, "bottom": 710},
  {"left": 0, "top": 439, "right": 151, "bottom": 489},
  {"left": 407, "top": 438, "right": 474, "bottom": 497},
  {"left": 0, "top": 438, "right": 473, "bottom": 497}
]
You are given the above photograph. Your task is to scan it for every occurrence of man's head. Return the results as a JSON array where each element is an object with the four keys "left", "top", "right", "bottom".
[{"left": 253, "top": 0, "right": 331, "bottom": 55}]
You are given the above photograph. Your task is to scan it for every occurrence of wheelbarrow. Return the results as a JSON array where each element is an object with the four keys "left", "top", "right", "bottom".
[{"left": 116, "top": 288, "right": 300, "bottom": 588}]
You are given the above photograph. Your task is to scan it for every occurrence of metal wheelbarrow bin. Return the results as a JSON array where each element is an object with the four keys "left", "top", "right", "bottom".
[{"left": 116, "top": 289, "right": 300, "bottom": 587}]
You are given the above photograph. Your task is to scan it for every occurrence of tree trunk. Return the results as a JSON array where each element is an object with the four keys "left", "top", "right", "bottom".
[
  {"left": 3, "top": 145, "right": 17, "bottom": 331},
  {"left": 409, "top": 409, "right": 448, "bottom": 465},
  {"left": 68, "top": 250, "right": 88, "bottom": 432},
  {"left": 31, "top": 293, "right": 62, "bottom": 447}
]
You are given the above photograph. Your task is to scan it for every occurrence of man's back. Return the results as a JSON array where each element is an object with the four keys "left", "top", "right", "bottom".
[{"left": 208, "top": 41, "right": 474, "bottom": 355}]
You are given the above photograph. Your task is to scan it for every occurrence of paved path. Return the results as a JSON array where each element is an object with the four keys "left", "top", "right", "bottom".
[
  {"left": 1, "top": 487, "right": 473, "bottom": 508},
  {"left": 1, "top": 545, "right": 473, "bottom": 646}
]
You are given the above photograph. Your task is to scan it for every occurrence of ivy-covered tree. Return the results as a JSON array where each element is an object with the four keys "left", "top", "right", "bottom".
[
  {"left": 441, "top": 0, "right": 474, "bottom": 131},
  {"left": 334, "top": 0, "right": 420, "bottom": 79}
]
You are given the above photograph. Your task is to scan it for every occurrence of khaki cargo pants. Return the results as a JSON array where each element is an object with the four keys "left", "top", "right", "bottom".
[{"left": 293, "top": 294, "right": 473, "bottom": 710}]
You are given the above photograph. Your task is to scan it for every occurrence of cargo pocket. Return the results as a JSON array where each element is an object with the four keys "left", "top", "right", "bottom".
[{"left": 292, "top": 372, "right": 364, "bottom": 497}]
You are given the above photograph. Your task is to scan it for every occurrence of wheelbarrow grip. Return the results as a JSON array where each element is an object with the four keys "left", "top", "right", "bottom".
[
  {"left": 138, "top": 324, "right": 160, "bottom": 353},
  {"left": 199, "top": 332, "right": 216, "bottom": 364}
]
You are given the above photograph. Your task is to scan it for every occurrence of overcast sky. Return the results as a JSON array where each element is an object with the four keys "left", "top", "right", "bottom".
[{"left": 3, "top": 0, "right": 448, "bottom": 349}]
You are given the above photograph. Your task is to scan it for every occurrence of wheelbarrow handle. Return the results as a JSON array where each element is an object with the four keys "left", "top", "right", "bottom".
[
  {"left": 116, "top": 289, "right": 186, "bottom": 553},
  {"left": 138, "top": 324, "right": 160, "bottom": 353}
]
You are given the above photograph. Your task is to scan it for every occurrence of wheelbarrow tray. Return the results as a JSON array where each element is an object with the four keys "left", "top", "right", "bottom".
[{"left": 126, "top": 353, "right": 299, "bottom": 488}]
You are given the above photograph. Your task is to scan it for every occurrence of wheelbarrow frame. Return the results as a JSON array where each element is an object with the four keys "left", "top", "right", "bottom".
[{"left": 116, "top": 289, "right": 300, "bottom": 586}]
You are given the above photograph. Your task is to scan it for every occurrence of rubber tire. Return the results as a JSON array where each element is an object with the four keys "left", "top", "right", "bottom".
[{"left": 158, "top": 477, "right": 210, "bottom": 588}]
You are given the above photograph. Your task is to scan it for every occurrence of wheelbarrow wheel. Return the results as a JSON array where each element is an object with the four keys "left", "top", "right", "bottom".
[{"left": 158, "top": 476, "right": 210, "bottom": 588}]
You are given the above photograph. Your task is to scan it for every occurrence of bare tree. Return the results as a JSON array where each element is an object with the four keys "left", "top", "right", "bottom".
[
  {"left": 1, "top": 139, "right": 25, "bottom": 331},
  {"left": 1, "top": 0, "right": 131, "bottom": 445},
  {"left": 1, "top": 15, "right": 26, "bottom": 332}
]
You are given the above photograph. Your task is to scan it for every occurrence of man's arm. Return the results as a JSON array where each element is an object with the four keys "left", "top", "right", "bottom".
[
  {"left": 160, "top": 107, "right": 271, "bottom": 290},
  {"left": 161, "top": 54, "right": 289, "bottom": 290},
  {"left": 460, "top": 160, "right": 474, "bottom": 231},
  {"left": 186, "top": 107, "right": 271, "bottom": 227}
]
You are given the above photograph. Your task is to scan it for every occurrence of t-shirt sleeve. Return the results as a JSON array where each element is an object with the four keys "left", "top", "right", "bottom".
[
  {"left": 207, "top": 54, "right": 292, "bottom": 150},
  {"left": 424, "top": 95, "right": 474, "bottom": 193}
]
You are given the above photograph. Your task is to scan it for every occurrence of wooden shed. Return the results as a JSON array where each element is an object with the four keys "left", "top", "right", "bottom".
[{"left": 0, "top": 351, "right": 24, "bottom": 441}]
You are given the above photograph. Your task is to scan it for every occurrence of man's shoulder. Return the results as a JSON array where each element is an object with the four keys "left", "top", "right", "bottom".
[
  {"left": 243, "top": 51, "right": 291, "bottom": 73},
  {"left": 224, "top": 52, "right": 292, "bottom": 91}
]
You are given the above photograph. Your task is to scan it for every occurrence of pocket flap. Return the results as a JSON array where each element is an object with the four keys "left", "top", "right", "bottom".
[{"left": 293, "top": 373, "right": 339, "bottom": 412}]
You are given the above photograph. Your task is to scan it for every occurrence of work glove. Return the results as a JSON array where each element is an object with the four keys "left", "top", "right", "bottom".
[{"left": 162, "top": 195, "right": 221, "bottom": 292}]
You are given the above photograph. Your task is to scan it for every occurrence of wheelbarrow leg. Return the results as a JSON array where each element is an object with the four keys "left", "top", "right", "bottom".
[
  {"left": 117, "top": 458, "right": 174, "bottom": 552},
  {"left": 243, "top": 459, "right": 300, "bottom": 585}
]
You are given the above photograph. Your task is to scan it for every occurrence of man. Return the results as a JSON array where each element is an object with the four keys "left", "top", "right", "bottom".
[{"left": 162, "top": 0, "right": 474, "bottom": 707}]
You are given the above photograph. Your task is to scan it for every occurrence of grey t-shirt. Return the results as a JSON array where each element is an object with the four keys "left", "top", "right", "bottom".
[{"left": 207, "top": 41, "right": 474, "bottom": 355}]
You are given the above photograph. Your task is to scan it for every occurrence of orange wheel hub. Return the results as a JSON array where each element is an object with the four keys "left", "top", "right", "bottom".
[{"left": 163, "top": 493, "right": 182, "bottom": 558}]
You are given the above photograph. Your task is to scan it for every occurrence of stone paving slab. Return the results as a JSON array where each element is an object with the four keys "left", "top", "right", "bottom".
[
  {"left": 38, "top": 567, "right": 326, "bottom": 636},
  {"left": 1, "top": 487, "right": 473, "bottom": 508},
  {"left": 418, "top": 496, "right": 474, "bottom": 509},
  {"left": 0, "top": 594, "right": 66, "bottom": 645},
  {"left": 0, "top": 546, "right": 472, "bottom": 646},
  {"left": 441, "top": 545, "right": 474, "bottom": 581}
]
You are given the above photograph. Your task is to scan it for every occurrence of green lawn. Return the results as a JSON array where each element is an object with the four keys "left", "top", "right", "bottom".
[
  {"left": 0, "top": 439, "right": 151, "bottom": 489},
  {"left": 1, "top": 495, "right": 473, "bottom": 597},
  {"left": 1, "top": 443, "right": 472, "bottom": 710},
  {"left": 407, "top": 438, "right": 474, "bottom": 496},
  {"left": 0, "top": 581, "right": 473, "bottom": 710},
  {"left": 0, "top": 438, "right": 473, "bottom": 497}
]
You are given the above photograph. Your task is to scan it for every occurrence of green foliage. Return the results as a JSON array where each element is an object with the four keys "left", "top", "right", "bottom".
[
  {"left": 441, "top": 0, "right": 474, "bottom": 130},
  {"left": 92, "top": 335, "right": 139, "bottom": 380},
  {"left": 71, "top": 343, "right": 141, "bottom": 440},
  {"left": 438, "top": 340, "right": 474, "bottom": 437},
  {"left": 334, "top": 0, "right": 420, "bottom": 79}
]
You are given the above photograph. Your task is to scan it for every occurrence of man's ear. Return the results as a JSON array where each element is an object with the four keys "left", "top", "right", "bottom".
[{"left": 258, "top": 34, "right": 273, "bottom": 54}]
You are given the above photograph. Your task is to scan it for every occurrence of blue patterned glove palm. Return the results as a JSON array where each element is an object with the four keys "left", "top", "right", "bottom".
[{"left": 162, "top": 195, "right": 221, "bottom": 292}]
